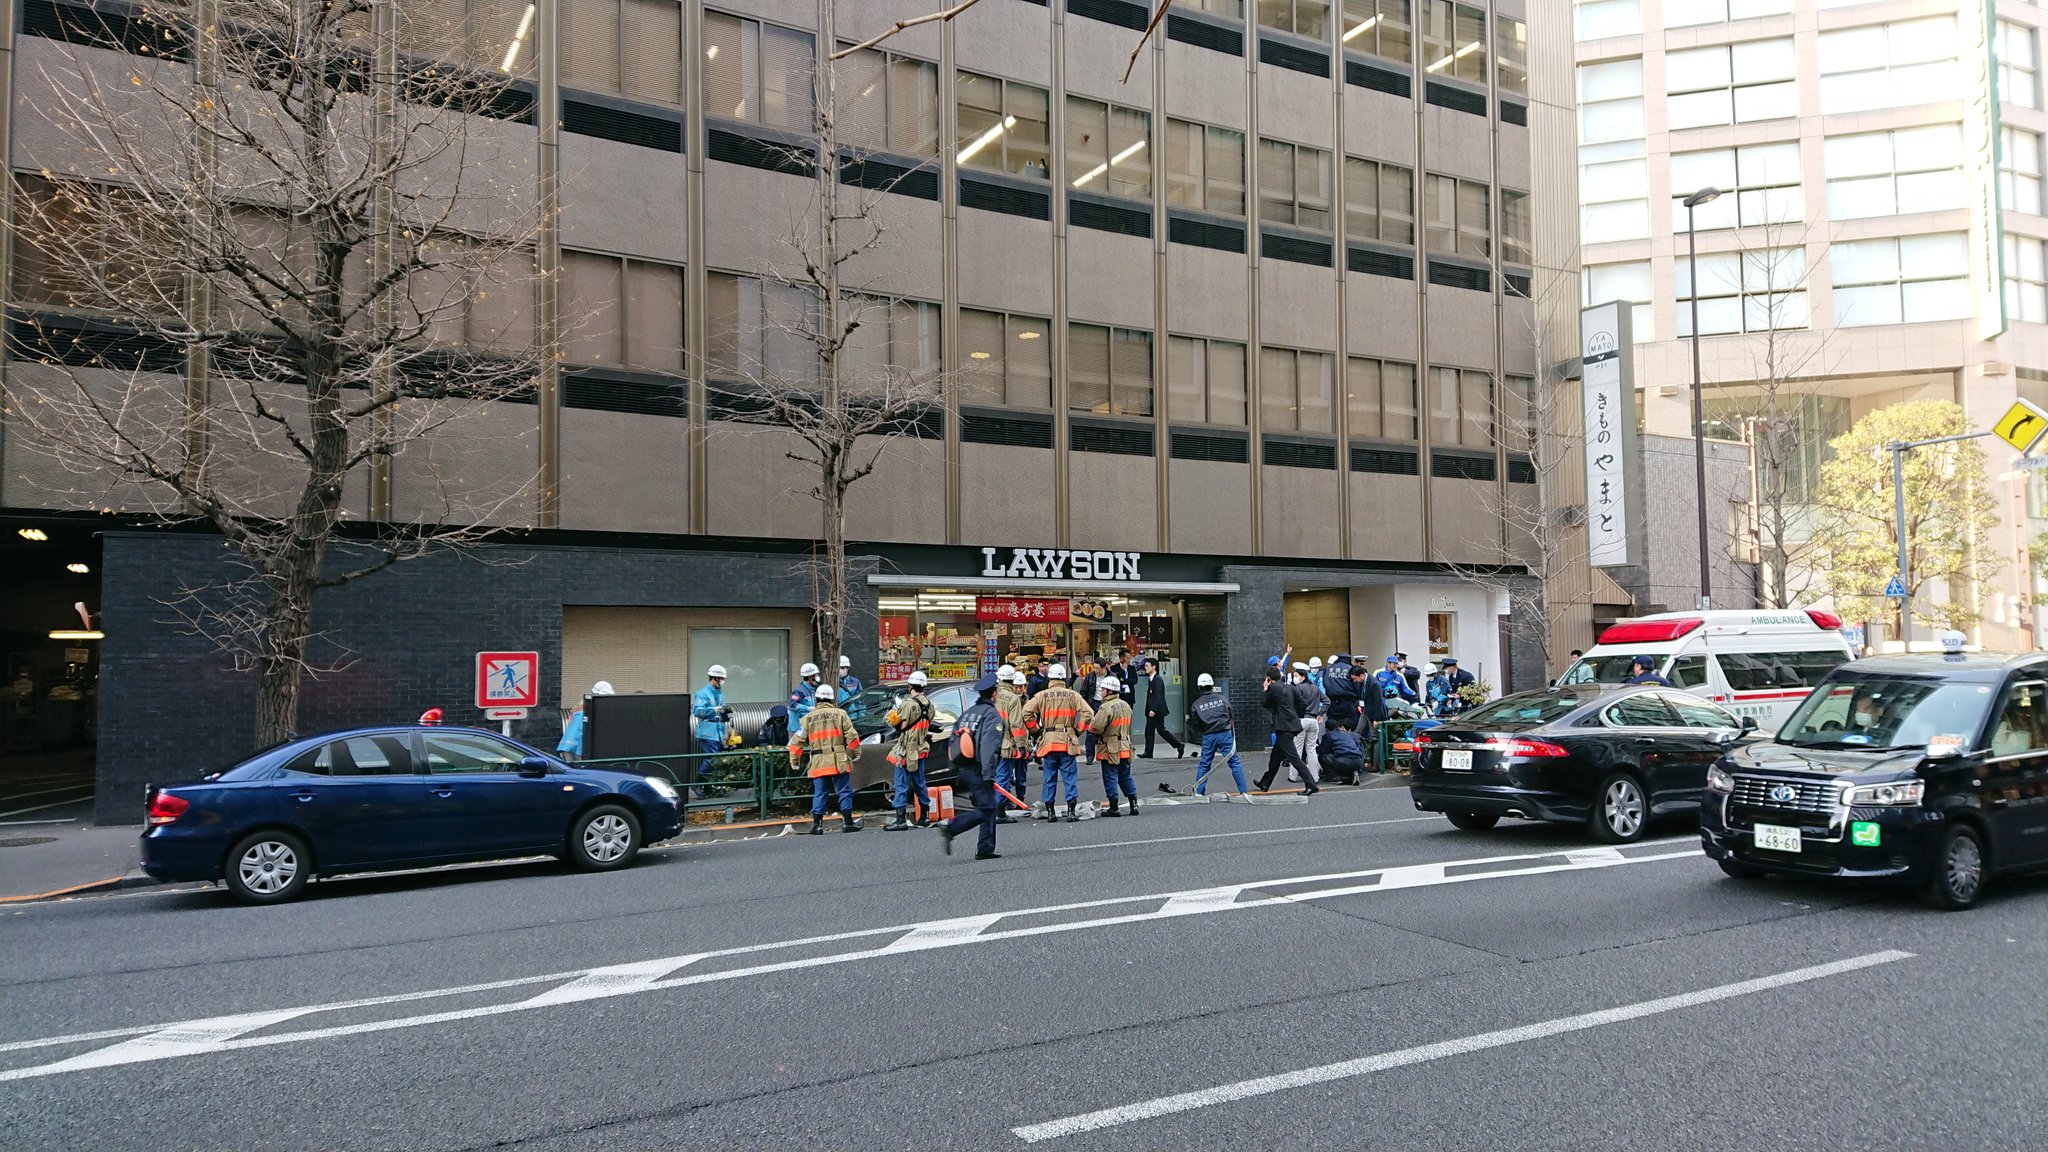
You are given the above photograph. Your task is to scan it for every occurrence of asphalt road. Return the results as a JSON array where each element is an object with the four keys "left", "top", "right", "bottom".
[{"left": 3, "top": 783, "right": 2043, "bottom": 1151}]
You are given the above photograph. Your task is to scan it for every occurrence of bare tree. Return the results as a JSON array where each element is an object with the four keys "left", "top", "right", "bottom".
[{"left": 3, "top": 0, "right": 543, "bottom": 743}]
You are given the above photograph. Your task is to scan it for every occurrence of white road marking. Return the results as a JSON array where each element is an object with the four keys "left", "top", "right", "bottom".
[
  {"left": 0, "top": 841, "right": 1702, "bottom": 1082},
  {"left": 0, "top": 818, "right": 79, "bottom": 827},
  {"left": 0, "top": 783, "right": 96, "bottom": 804},
  {"left": 1011, "top": 950, "right": 1917, "bottom": 1143},
  {"left": 0, "top": 795, "right": 96, "bottom": 820},
  {"left": 1051, "top": 816, "right": 1440, "bottom": 852}
]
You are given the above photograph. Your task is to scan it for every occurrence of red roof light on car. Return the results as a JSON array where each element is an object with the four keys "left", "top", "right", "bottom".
[
  {"left": 1597, "top": 617, "right": 1704, "bottom": 644},
  {"left": 1805, "top": 609, "right": 1843, "bottom": 631},
  {"left": 146, "top": 791, "right": 189, "bottom": 826}
]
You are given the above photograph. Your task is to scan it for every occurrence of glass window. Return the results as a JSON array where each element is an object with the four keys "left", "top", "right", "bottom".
[
  {"left": 840, "top": 295, "right": 939, "bottom": 382},
  {"left": 839, "top": 47, "right": 939, "bottom": 158},
  {"left": 1427, "top": 611, "right": 1453, "bottom": 659},
  {"left": 1180, "top": 0, "right": 1245, "bottom": 17},
  {"left": 1989, "top": 681, "right": 2048, "bottom": 756},
  {"left": 1778, "top": 677, "right": 1995, "bottom": 750},
  {"left": 561, "top": 0, "right": 683, "bottom": 104},
  {"left": 1832, "top": 234, "right": 1969, "bottom": 327},
  {"left": 1258, "top": 0, "right": 1331, "bottom": 39},
  {"left": 1580, "top": 152, "right": 1649, "bottom": 244},
  {"left": 1676, "top": 247, "right": 1806, "bottom": 335},
  {"left": 1258, "top": 138, "right": 1334, "bottom": 231},
  {"left": 1260, "top": 346, "right": 1335, "bottom": 434},
  {"left": 1575, "top": 1, "right": 1639, "bottom": 40},
  {"left": 422, "top": 732, "right": 526, "bottom": 774},
  {"left": 1817, "top": 18, "right": 1959, "bottom": 114},
  {"left": 2003, "top": 127, "right": 2043, "bottom": 216},
  {"left": 1604, "top": 694, "right": 1677, "bottom": 727},
  {"left": 956, "top": 72, "right": 1050, "bottom": 179},
  {"left": 1340, "top": 0, "right": 1411, "bottom": 65},
  {"left": 401, "top": 0, "right": 539, "bottom": 76},
  {"left": 1662, "top": 693, "right": 1738, "bottom": 729},
  {"left": 1495, "top": 14, "right": 1526, "bottom": 96},
  {"left": 1429, "top": 366, "right": 1491, "bottom": 447},
  {"left": 1168, "top": 335, "right": 1249, "bottom": 426},
  {"left": 690, "top": 628, "right": 788, "bottom": 703},
  {"left": 1069, "top": 323, "right": 1154, "bottom": 417},
  {"left": 1067, "top": 97, "right": 1152, "bottom": 200},
  {"left": 562, "top": 250, "right": 685, "bottom": 374},
  {"left": 706, "top": 271, "right": 819, "bottom": 383},
  {"left": 703, "top": 10, "right": 815, "bottom": 132},
  {"left": 1665, "top": 39, "right": 1796, "bottom": 129},
  {"left": 1343, "top": 157, "right": 1415, "bottom": 245},
  {"left": 1669, "top": 143, "right": 1801, "bottom": 231},
  {"left": 1346, "top": 356, "right": 1417, "bottom": 440},
  {"left": 2005, "top": 235, "right": 2048, "bottom": 325},
  {"left": 1669, "top": 655, "right": 1711, "bottom": 690},
  {"left": 1999, "top": 20, "right": 2041, "bottom": 110},
  {"left": 1583, "top": 260, "right": 1654, "bottom": 341},
  {"left": 1500, "top": 189, "right": 1531, "bottom": 264},
  {"left": 958, "top": 308, "right": 1052, "bottom": 408},
  {"left": 1167, "top": 119, "right": 1248, "bottom": 217},
  {"left": 1423, "top": 174, "right": 1488, "bottom": 258},
  {"left": 1422, "top": 1, "right": 1487, "bottom": 86},
  {"left": 1823, "top": 126, "right": 1965, "bottom": 220}
]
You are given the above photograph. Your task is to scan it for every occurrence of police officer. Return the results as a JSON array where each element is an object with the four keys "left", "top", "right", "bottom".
[
  {"left": 994, "top": 664, "right": 1028, "bottom": 823},
  {"left": 790, "top": 662, "right": 823, "bottom": 723},
  {"left": 884, "top": 670, "right": 933, "bottom": 831},
  {"left": 789, "top": 683, "right": 861, "bottom": 834},
  {"left": 939, "top": 674, "right": 1008, "bottom": 861},
  {"left": 1626, "top": 655, "right": 1672, "bottom": 686},
  {"left": 1373, "top": 656, "right": 1418, "bottom": 706},
  {"left": 1090, "top": 674, "right": 1139, "bottom": 817},
  {"left": 1021, "top": 663, "right": 1093, "bottom": 822},
  {"left": 837, "top": 655, "right": 863, "bottom": 698}
]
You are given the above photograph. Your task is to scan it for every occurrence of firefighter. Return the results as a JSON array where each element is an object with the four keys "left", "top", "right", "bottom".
[
  {"left": 994, "top": 664, "right": 1028, "bottom": 824},
  {"left": 884, "top": 670, "right": 933, "bottom": 831},
  {"left": 789, "top": 683, "right": 861, "bottom": 834},
  {"left": 1021, "top": 663, "right": 1093, "bottom": 822},
  {"left": 1091, "top": 675, "right": 1138, "bottom": 817}
]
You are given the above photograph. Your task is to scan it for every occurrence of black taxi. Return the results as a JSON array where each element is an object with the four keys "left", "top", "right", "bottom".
[{"left": 1700, "top": 652, "right": 2048, "bottom": 909}]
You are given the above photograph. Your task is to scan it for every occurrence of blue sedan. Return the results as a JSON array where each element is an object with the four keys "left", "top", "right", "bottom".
[{"left": 141, "top": 725, "right": 684, "bottom": 903}]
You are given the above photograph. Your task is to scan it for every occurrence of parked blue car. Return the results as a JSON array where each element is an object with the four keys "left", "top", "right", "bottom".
[{"left": 141, "top": 725, "right": 684, "bottom": 904}]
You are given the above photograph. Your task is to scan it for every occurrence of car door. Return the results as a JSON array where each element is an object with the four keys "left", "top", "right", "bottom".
[
  {"left": 418, "top": 731, "right": 579, "bottom": 857},
  {"left": 274, "top": 733, "right": 429, "bottom": 870},
  {"left": 1599, "top": 693, "right": 1697, "bottom": 811},
  {"left": 1654, "top": 691, "right": 1746, "bottom": 810},
  {"left": 1980, "top": 675, "right": 2048, "bottom": 870}
]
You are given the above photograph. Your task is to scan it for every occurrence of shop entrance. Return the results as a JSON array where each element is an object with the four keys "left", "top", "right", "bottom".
[{"left": 874, "top": 592, "right": 1184, "bottom": 686}]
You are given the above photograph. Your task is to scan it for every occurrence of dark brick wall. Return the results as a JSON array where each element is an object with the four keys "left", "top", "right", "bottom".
[{"left": 95, "top": 533, "right": 874, "bottom": 823}]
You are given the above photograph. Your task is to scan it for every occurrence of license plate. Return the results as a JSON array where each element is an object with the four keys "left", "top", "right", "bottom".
[
  {"left": 1753, "top": 823, "right": 1802, "bottom": 853},
  {"left": 1441, "top": 749, "right": 1473, "bottom": 771}
]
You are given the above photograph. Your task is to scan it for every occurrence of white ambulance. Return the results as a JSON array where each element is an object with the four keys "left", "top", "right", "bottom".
[{"left": 1556, "top": 609, "right": 1856, "bottom": 728}]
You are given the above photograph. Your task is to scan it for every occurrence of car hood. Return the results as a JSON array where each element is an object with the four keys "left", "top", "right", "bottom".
[{"left": 1732, "top": 741, "right": 1927, "bottom": 780}]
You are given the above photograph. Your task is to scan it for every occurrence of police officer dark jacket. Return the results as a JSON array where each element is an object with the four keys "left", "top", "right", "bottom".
[{"left": 1189, "top": 684, "right": 1235, "bottom": 736}]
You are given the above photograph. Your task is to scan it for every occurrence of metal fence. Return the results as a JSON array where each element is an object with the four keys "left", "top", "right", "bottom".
[
  {"left": 1373, "top": 720, "right": 1426, "bottom": 775},
  {"left": 580, "top": 747, "right": 811, "bottom": 821}
]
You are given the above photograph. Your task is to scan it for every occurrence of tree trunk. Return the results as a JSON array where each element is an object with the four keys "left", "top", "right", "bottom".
[
  {"left": 818, "top": 455, "right": 847, "bottom": 682},
  {"left": 254, "top": 538, "right": 321, "bottom": 745}
]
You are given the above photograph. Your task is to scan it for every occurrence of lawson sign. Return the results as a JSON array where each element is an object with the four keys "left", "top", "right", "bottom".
[{"left": 979, "top": 547, "right": 1143, "bottom": 582}]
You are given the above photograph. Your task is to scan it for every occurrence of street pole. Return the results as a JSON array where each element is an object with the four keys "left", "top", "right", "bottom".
[{"left": 1683, "top": 188, "right": 1721, "bottom": 610}]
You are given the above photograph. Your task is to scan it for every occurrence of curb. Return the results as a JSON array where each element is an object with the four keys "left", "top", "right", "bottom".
[{"left": 0, "top": 871, "right": 157, "bottom": 905}]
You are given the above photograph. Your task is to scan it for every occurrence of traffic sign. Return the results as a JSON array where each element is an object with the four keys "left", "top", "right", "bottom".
[
  {"left": 475, "top": 651, "right": 540, "bottom": 710},
  {"left": 1993, "top": 399, "right": 2048, "bottom": 453},
  {"left": 483, "top": 706, "right": 530, "bottom": 721},
  {"left": 1884, "top": 576, "right": 1908, "bottom": 600}
]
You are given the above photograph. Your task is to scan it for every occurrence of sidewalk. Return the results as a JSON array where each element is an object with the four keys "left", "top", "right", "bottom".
[{"left": 0, "top": 823, "right": 145, "bottom": 903}]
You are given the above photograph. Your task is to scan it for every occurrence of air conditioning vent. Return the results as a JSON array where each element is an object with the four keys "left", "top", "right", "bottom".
[
  {"left": 1171, "top": 429, "right": 1250, "bottom": 463},
  {"left": 1067, "top": 0, "right": 1150, "bottom": 31},
  {"left": 1431, "top": 451, "right": 1496, "bottom": 481},
  {"left": 1069, "top": 195, "right": 1152, "bottom": 238},
  {"left": 1168, "top": 213, "right": 1246, "bottom": 253},
  {"left": 960, "top": 177, "right": 1052, "bottom": 221},
  {"left": 1500, "top": 100, "right": 1528, "bottom": 127},
  {"left": 707, "top": 127, "right": 815, "bottom": 176},
  {"left": 840, "top": 156, "right": 940, "bottom": 200},
  {"left": 1071, "top": 418, "right": 1155, "bottom": 457},
  {"left": 1345, "top": 57, "right": 1411, "bottom": 99},
  {"left": 563, "top": 371, "right": 688, "bottom": 418},
  {"left": 1262, "top": 230, "right": 1333, "bottom": 268},
  {"left": 6, "top": 313, "right": 184, "bottom": 375},
  {"left": 1349, "top": 445, "right": 1420, "bottom": 475},
  {"left": 1428, "top": 260, "right": 1491, "bottom": 293},
  {"left": 1348, "top": 245, "right": 1414, "bottom": 281},
  {"left": 1259, "top": 35, "right": 1330, "bottom": 78},
  {"left": 961, "top": 408, "right": 1055, "bottom": 449},
  {"left": 22, "top": 0, "right": 187, "bottom": 57},
  {"left": 563, "top": 99, "right": 682, "bottom": 153},
  {"left": 1425, "top": 81, "right": 1487, "bottom": 117},
  {"left": 1263, "top": 436, "right": 1337, "bottom": 470},
  {"left": 1507, "top": 456, "right": 1537, "bottom": 485}
]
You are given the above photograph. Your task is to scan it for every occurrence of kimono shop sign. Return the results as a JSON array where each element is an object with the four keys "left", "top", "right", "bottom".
[
  {"left": 979, "top": 547, "right": 1144, "bottom": 582},
  {"left": 1579, "top": 301, "right": 1639, "bottom": 569}
]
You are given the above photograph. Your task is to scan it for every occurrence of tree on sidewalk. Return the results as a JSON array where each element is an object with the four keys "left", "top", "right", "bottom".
[
  {"left": 3, "top": 0, "right": 544, "bottom": 744},
  {"left": 1810, "top": 401, "right": 2001, "bottom": 635}
]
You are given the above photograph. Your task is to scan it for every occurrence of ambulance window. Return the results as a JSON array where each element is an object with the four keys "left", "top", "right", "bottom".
[{"left": 1670, "top": 655, "right": 1711, "bottom": 689}]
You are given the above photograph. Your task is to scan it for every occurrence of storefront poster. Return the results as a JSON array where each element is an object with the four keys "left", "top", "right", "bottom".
[
  {"left": 1068, "top": 598, "right": 1113, "bottom": 623},
  {"left": 977, "top": 597, "right": 1071, "bottom": 623}
]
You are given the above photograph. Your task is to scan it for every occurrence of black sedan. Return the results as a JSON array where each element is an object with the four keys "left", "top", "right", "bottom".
[
  {"left": 1410, "top": 685, "right": 1753, "bottom": 843},
  {"left": 142, "top": 725, "right": 685, "bottom": 904}
]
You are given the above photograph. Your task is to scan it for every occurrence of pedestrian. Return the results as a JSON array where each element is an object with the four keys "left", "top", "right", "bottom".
[
  {"left": 1316, "top": 722, "right": 1368, "bottom": 784},
  {"left": 1139, "top": 656, "right": 1186, "bottom": 758},
  {"left": 1027, "top": 661, "right": 1049, "bottom": 698},
  {"left": 1307, "top": 655, "right": 1325, "bottom": 693},
  {"left": 1325, "top": 654, "right": 1361, "bottom": 732},
  {"left": 938, "top": 674, "right": 1008, "bottom": 861},
  {"left": 1183, "top": 672, "right": 1249, "bottom": 798},
  {"left": 1352, "top": 662, "right": 1381, "bottom": 734},
  {"left": 789, "top": 683, "right": 861, "bottom": 834},
  {"left": 789, "top": 661, "right": 823, "bottom": 723},
  {"left": 837, "top": 656, "right": 863, "bottom": 698},
  {"left": 1397, "top": 652, "right": 1422, "bottom": 698},
  {"left": 1255, "top": 667, "right": 1316, "bottom": 795},
  {"left": 691, "top": 668, "right": 732, "bottom": 757},
  {"left": 994, "top": 664, "right": 1028, "bottom": 821},
  {"left": 1626, "top": 655, "right": 1672, "bottom": 686},
  {"left": 557, "top": 680, "right": 615, "bottom": 761},
  {"left": 1076, "top": 660, "right": 1101, "bottom": 763},
  {"left": 884, "top": 670, "right": 934, "bottom": 831},
  {"left": 1373, "top": 656, "right": 1419, "bottom": 706},
  {"left": 1021, "top": 662, "right": 1093, "bottom": 822},
  {"left": 1090, "top": 675, "right": 1139, "bottom": 817},
  {"left": 1291, "top": 662, "right": 1325, "bottom": 785}
]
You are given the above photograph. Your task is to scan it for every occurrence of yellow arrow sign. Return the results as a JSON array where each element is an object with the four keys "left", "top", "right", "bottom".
[{"left": 1994, "top": 399, "right": 2048, "bottom": 454}]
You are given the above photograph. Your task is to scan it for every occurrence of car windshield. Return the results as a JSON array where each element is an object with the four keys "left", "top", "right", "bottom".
[
  {"left": 1775, "top": 675, "right": 1996, "bottom": 750},
  {"left": 841, "top": 686, "right": 895, "bottom": 725},
  {"left": 1557, "top": 655, "right": 1645, "bottom": 685},
  {"left": 1457, "top": 691, "right": 1591, "bottom": 728}
]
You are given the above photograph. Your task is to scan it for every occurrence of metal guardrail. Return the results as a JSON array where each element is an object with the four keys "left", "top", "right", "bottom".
[
  {"left": 580, "top": 747, "right": 810, "bottom": 821},
  {"left": 1373, "top": 720, "right": 1425, "bottom": 776}
]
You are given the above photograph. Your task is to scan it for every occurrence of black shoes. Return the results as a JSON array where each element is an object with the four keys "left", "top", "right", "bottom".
[
  {"left": 1102, "top": 801, "right": 1122, "bottom": 818},
  {"left": 884, "top": 808, "right": 910, "bottom": 831},
  {"left": 808, "top": 815, "right": 824, "bottom": 836},
  {"left": 1127, "top": 800, "right": 1140, "bottom": 816},
  {"left": 974, "top": 852, "right": 1001, "bottom": 861},
  {"left": 996, "top": 812, "right": 1018, "bottom": 824},
  {"left": 939, "top": 827, "right": 954, "bottom": 855},
  {"left": 1064, "top": 802, "right": 1079, "bottom": 823},
  {"left": 841, "top": 813, "right": 861, "bottom": 832}
]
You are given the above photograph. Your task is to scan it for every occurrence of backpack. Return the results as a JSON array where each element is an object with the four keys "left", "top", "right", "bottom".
[{"left": 948, "top": 707, "right": 981, "bottom": 765}]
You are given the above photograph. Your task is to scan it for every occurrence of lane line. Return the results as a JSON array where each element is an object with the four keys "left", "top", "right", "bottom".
[
  {"left": 0, "top": 783, "right": 97, "bottom": 804},
  {"left": 1012, "top": 950, "right": 1917, "bottom": 1142},
  {"left": 0, "top": 841, "right": 1703, "bottom": 1081},
  {"left": 0, "top": 818, "right": 80, "bottom": 827},
  {"left": 1051, "top": 816, "right": 1440, "bottom": 852},
  {"left": 0, "top": 796, "right": 97, "bottom": 820}
]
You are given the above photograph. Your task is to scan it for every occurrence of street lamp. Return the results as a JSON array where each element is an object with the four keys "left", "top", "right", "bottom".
[{"left": 1683, "top": 186, "right": 1723, "bottom": 610}]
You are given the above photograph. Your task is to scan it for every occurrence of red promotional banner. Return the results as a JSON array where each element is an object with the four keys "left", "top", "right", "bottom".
[{"left": 976, "top": 597, "right": 1071, "bottom": 623}]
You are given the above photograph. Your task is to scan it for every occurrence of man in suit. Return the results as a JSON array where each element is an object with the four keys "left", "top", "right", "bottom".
[{"left": 1138, "top": 656, "right": 1186, "bottom": 758}]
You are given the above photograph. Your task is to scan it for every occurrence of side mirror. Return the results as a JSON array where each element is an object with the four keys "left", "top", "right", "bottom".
[
  {"left": 1740, "top": 716, "right": 1758, "bottom": 732},
  {"left": 517, "top": 756, "right": 551, "bottom": 778},
  {"left": 1924, "top": 741, "right": 1964, "bottom": 760}
]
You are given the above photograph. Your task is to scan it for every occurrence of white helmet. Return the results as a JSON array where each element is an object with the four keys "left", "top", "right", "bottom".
[
  {"left": 705, "top": 666, "right": 727, "bottom": 680},
  {"left": 1308, "top": 657, "right": 1322, "bottom": 670},
  {"left": 998, "top": 663, "right": 1017, "bottom": 683},
  {"left": 592, "top": 680, "right": 616, "bottom": 696},
  {"left": 1292, "top": 662, "right": 1309, "bottom": 673},
  {"left": 907, "top": 670, "right": 928, "bottom": 687},
  {"left": 839, "top": 655, "right": 851, "bottom": 669},
  {"left": 1100, "top": 675, "right": 1121, "bottom": 696},
  {"left": 1196, "top": 672, "right": 1215, "bottom": 688},
  {"left": 1048, "top": 663, "right": 1068, "bottom": 681},
  {"left": 814, "top": 683, "right": 836, "bottom": 701},
  {"left": 799, "top": 662, "right": 820, "bottom": 679},
  {"left": 1424, "top": 663, "right": 1438, "bottom": 675}
]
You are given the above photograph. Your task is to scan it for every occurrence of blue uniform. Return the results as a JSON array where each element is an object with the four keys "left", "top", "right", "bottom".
[
  {"left": 556, "top": 710, "right": 586, "bottom": 758},
  {"left": 691, "top": 682, "right": 727, "bottom": 756},
  {"left": 1373, "top": 669, "right": 1417, "bottom": 703},
  {"left": 839, "top": 674, "right": 863, "bottom": 697},
  {"left": 789, "top": 679, "right": 819, "bottom": 723}
]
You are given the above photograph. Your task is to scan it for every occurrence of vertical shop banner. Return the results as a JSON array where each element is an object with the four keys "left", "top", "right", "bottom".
[
  {"left": 976, "top": 597, "right": 1072, "bottom": 623},
  {"left": 879, "top": 616, "right": 914, "bottom": 681},
  {"left": 1963, "top": 0, "right": 2006, "bottom": 340},
  {"left": 1579, "top": 301, "right": 1642, "bottom": 568}
]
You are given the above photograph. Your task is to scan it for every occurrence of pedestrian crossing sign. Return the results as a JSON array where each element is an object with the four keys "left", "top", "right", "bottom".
[
  {"left": 475, "top": 651, "right": 540, "bottom": 710},
  {"left": 1884, "top": 577, "right": 1908, "bottom": 600}
]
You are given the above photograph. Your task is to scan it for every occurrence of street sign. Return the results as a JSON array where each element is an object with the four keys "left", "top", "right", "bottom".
[
  {"left": 483, "top": 706, "right": 530, "bottom": 720},
  {"left": 475, "top": 651, "right": 540, "bottom": 710},
  {"left": 1992, "top": 398, "right": 2048, "bottom": 453},
  {"left": 1884, "top": 576, "right": 1908, "bottom": 600}
]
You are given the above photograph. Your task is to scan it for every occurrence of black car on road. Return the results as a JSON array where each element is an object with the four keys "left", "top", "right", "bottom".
[
  {"left": 1701, "top": 653, "right": 2048, "bottom": 909},
  {"left": 1410, "top": 685, "right": 1752, "bottom": 843}
]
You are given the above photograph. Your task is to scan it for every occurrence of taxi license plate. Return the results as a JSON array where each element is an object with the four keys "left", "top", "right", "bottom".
[
  {"left": 1753, "top": 823, "right": 1802, "bottom": 853},
  {"left": 1441, "top": 749, "right": 1474, "bottom": 771}
]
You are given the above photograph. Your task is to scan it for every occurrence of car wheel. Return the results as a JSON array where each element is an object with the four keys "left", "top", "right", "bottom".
[
  {"left": 1589, "top": 773, "right": 1648, "bottom": 844},
  {"left": 1445, "top": 811, "right": 1500, "bottom": 832},
  {"left": 224, "top": 830, "right": 312, "bottom": 905},
  {"left": 568, "top": 804, "right": 642, "bottom": 872},
  {"left": 1920, "top": 823, "right": 1986, "bottom": 911},
  {"left": 1718, "top": 858, "right": 1767, "bottom": 881}
]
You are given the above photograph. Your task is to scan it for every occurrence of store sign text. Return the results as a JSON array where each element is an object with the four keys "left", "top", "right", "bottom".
[{"left": 979, "top": 547, "right": 1142, "bottom": 582}]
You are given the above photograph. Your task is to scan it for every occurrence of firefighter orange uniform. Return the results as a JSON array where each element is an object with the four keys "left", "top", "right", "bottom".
[
  {"left": 1021, "top": 664, "right": 1093, "bottom": 822},
  {"left": 789, "top": 684, "right": 861, "bottom": 834},
  {"left": 1090, "top": 677, "right": 1138, "bottom": 817}
]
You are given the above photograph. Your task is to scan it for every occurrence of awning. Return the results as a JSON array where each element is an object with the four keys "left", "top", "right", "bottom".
[{"left": 867, "top": 574, "right": 1240, "bottom": 596}]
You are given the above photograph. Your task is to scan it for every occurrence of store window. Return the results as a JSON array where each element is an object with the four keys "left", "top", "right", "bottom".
[
  {"left": 1345, "top": 356, "right": 1418, "bottom": 440},
  {"left": 1427, "top": 611, "right": 1453, "bottom": 660},
  {"left": 1422, "top": 0, "right": 1486, "bottom": 85},
  {"left": 1167, "top": 119, "right": 1248, "bottom": 217},
  {"left": 1343, "top": 157, "right": 1416, "bottom": 245},
  {"left": 956, "top": 72, "right": 1051, "bottom": 179},
  {"left": 1832, "top": 234, "right": 1970, "bottom": 327},
  {"left": 1258, "top": 138, "right": 1334, "bottom": 231},
  {"left": 1167, "top": 335, "right": 1250, "bottom": 426},
  {"left": 1429, "top": 366, "right": 1491, "bottom": 448},
  {"left": 703, "top": 10, "right": 815, "bottom": 131},
  {"left": 560, "top": 0, "right": 683, "bottom": 104},
  {"left": 958, "top": 308, "right": 1053, "bottom": 408},
  {"left": 561, "top": 250, "right": 684, "bottom": 374},
  {"left": 839, "top": 47, "right": 940, "bottom": 158},
  {"left": 1260, "top": 346, "right": 1335, "bottom": 434},
  {"left": 1069, "top": 323, "right": 1155, "bottom": 417},
  {"left": 690, "top": 629, "right": 789, "bottom": 704},
  {"left": 1258, "top": 0, "right": 1331, "bottom": 40},
  {"left": 1341, "top": 1, "right": 1411, "bottom": 65},
  {"left": 1068, "top": 96, "right": 1152, "bottom": 200}
]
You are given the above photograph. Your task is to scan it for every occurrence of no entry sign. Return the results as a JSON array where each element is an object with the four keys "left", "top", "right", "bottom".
[{"left": 476, "top": 651, "right": 540, "bottom": 710}]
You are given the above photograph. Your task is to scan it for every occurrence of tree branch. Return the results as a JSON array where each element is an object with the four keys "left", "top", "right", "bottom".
[{"left": 829, "top": 0, "right": 986, "bottom": 60}]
